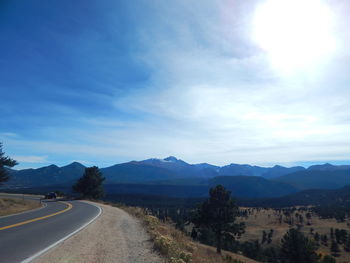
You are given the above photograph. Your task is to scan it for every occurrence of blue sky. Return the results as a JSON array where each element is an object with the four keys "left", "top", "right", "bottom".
[{"left": 1, "top": 0, "right": 350, "bottom": 169}]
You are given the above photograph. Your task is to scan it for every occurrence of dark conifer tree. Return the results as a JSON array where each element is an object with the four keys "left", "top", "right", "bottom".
[
  {"left": 314, "top": 232, "right": 320, "bottom": 244},
  {"left": 0, "top": 143, "right": 18, "bottom": 184},
  {"left": 330, "top": 228, "right": 334, "bottom": 239},
  {"left": 261, "top": 230, "right": 267, "bottom": 244},
  {"left": 192, "top": 185, "right": 243, "bottom": 254},
  {"left": 330, "top": 240, "right": 340, "bottom": 257},
  {"left": 321, "top": 255, "right": 336, "bottom": 263},
  {"left": 73, "top": 166, "right": 105, "bottom": 199},
  {"left": 280, "top": 228, "right": 318, "bottom": 263},
  {"left": 344, "top": 235, "right": 350, "bottom": 252},
  {"left": 321, "top": 234, "right": 329, "bottom": 247},
  {"left": 267, "top": 229, "right": 274, "bottom": 244}
]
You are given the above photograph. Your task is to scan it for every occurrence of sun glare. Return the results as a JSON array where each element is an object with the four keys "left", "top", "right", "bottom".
[{"left": 253, "top": 0, "right": 336, "bottom": 73}]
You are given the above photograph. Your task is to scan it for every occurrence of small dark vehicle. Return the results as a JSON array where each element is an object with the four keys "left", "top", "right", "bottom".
[{"left": 45, "top": 192, "right": 57, "bottom": 199}]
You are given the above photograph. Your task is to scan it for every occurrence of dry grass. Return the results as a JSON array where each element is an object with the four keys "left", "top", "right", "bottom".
[
  {"left": 238, "top": 208, "right": 348, "bottom": 242},
  {"left": 0, "top": 197, "right": 41, "bottom": 216},
  {"left": 113, "top": 204, "right": 260, "bottom": 263},
  {"left": 238, "top": 207, "right": 350, "bottom": 263}
]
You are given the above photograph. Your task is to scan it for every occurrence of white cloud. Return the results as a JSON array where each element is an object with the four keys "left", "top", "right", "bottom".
[{"left": 13, "top": 155, "right": 48, "bottom": 163}]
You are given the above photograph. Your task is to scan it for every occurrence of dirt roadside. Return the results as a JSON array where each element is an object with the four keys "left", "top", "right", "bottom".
[{"left": 33, "top": 202, "right": 163, "bottom": 263}]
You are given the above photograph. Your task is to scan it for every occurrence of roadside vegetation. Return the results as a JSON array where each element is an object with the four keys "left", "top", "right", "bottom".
[{"left": 0, "top": 197, "right": 41, "bottom": 216}]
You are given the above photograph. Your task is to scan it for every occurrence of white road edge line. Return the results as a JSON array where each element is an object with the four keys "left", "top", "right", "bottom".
[{"left": 21, "top": 201, "right": 103, "bottom": 263}]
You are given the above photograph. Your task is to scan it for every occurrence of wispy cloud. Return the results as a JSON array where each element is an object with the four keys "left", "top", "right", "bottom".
[
  {"left": 13, "top": 155, "right": 48, "bottom": 164},
  {"left": 1, "top": 0, "right": 350, "bottom": 168}
]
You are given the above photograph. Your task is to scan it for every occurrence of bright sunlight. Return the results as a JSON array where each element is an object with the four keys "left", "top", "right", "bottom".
[{"left": 253, "top": 0, "right": 336, "bottom": 73}]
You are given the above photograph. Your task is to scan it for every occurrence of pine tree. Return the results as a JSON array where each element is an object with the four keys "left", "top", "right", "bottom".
[
  {"left": 322, "top": 234, "right": 329, "bottom": 247},
  {"left": 72, "top": 166, "right": 105, "bottom": 199},
  {"left": 262, "top": 230, "right": 267, "bottom": 244},
  {"left": 268, "top": 229, "right": 274, "bottom": 244},
  {"left": 330, "top": 240, "right": 340, "bottom": 257},
  {"left": 280, "top": 228, "right": 318, "bottom": 263},
  {"left": 192, "top": 185, "right": 243, "bottom": 254},
  {"left": 299, "top": 214, "right": 304, "bottom": 225},
  {"left": 344, "top": 235, "right": 350, "bottom": 252},
  {"left": 330, "top": 228, "right": 334, "bottom": 239},
  {"left": 0, "top": 143, "right": 18, "bottom": 184},
  {"left": 306, "top": 212, "right": 312, "bottom": 225},
  {"left": 314, "top": 232, "right": 320, "bottom": 243},
  {"left": 321, "top": 255, "right": 336, "bottom": 263},
  {"left": 264, "top": 247, "right": 279, "bottom": 263}
]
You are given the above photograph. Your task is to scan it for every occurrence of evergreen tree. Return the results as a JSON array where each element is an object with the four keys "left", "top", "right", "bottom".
[
  {"left": 306, "top": 212, "right": 312, "bottom": 225},
  {"left": 267, "top": 229, "right": 274, "bottom": 244},
  {"left": 321, "top": 255, "right": 336, "bottom": 263},
  {"left": 73, "top": 166, "right": 105, "bottom": 199},
  {"left": 192, "top": 185, "right": 243, "bottom": 254},
  {"left": 262, "top": 230, "right": 267, "bottom": 244},
  {"left": 299, "top": 214, "right": 304, "bottom": 225},
  {"left": 322, "top": 234, "right": 329, "bottom": 247},
  {"left": 344, "top": 235, "right": 350, "bottom": 252},
  {"left": 330, "top": 228, "right": 334, "bottom": 239},
  {"left": 0, "top": 143, "right": 18, "bottom": 184},
  {"left": 314, "top": 232, "right": 320, "bottom": 245},
  {"left": 314, "top": 232, "right": 320, "bottom": 240},
  {"left": 334, "top": 229, "right": 341, "bottom": 243},
  {"left": 330, "top": 240, "right": 340, "bottom": 257},
  {"left": 240, "top": 240, "right": 264, "bottom": 261},
  {"left": 190, "top": 228, "right": 198, "bottom": 240},
  {"left": 280, "top": 228, "right": 318, "bottom": 263},
  {"left": 264, "top": 247, "right": 279, "bottom": 263},
  {"left": 334, "top": 229, "right": 347, "bottom": 244}
]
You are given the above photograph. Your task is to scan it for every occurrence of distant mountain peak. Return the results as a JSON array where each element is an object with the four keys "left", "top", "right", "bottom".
[
  {"left": 164, "top": 156, "right": 179, "bottom": 162},
  {"left": 308, "top": 163, "right": 336, "bottom": 170},
  {"left": 71, "top": 161, "right": 82, "bottom": 165},
  {"left": 61, "top": 162, "right": 85, "bottom": 169},
  {"left": 47, "top": 164, "right": 59, "bottom": 169},
  {"left": 69, "top": 161, "right": 84, "bottom": 166}
]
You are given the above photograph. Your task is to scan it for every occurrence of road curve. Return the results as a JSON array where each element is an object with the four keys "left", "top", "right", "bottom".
[{"left": 0, "top": 195, "right": 101, "bottom": 263}]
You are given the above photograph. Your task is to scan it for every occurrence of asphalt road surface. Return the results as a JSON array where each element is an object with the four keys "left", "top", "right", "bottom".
[{"left": 0, "top": 195, "right": 101, "bottom": 263}]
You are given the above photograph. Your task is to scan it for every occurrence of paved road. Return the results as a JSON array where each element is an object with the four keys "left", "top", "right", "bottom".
[{"left": 0, "top": 195, "right": 101, "bottom": 263}]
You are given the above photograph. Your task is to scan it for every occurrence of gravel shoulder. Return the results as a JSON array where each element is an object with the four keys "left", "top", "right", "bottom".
[{"left": 33, "top": 202, "right": 163, "bottom": 263}]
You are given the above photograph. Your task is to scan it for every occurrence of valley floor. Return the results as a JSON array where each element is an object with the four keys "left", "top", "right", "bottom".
[{"left": 238, "top": 207, "right": 350, "bottom": 263}]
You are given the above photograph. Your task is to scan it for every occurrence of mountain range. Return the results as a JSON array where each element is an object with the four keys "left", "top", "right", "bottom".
[{"left": 3, "top": 157, "right": 350, "bottom": 198}]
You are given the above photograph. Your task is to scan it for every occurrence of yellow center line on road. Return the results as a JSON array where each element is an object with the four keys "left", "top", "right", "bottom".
[{"left": 0, "top": 201, "right": 73, "bottom": 231}]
